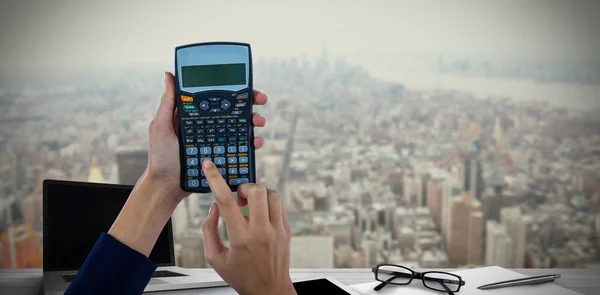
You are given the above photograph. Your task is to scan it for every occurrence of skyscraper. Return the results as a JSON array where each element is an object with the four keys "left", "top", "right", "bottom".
[
  {"left": 403, "top": 173, "right": 424, "bottom": 206},
  {"left": 448, "top": 193, "right": 484, "bottom": 266},
  {"left": 116, "top": 149, "right": 148, "bottom": 186},
  {"left": 460, "top": 152, "right": 483, "bottom": 200},
  {"left": 469, "top": 156, "right": 483, "bottom": 200},
  {"left": 427, "top": 178, "right": 444, "bottom": 228},
  {"left": 485, "top": 221, "right": 514, "bottom": 267},
  {"left": 500, "top": 207, "right": 527, "bottom": 267},
  {"left": 494, "top": 116, "right": 507, "bottom": 149},
  {"left": 0, "top": 139, "right": 17, "bottom": 198},
  {"left": 87, "top": 156, "right": 106, "bottom": 184},
  {"left": 442, "top": 176, "right": 461, "bottom": 244}
]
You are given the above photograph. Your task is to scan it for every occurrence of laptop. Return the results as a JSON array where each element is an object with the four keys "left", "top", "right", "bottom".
[{"left": 42, "top": 179, "right": 228, "bottom": 294}]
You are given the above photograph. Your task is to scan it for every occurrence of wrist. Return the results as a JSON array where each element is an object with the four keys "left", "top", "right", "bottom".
[{"left": 108, "top": 174, "right": 183, "bottom": 256}]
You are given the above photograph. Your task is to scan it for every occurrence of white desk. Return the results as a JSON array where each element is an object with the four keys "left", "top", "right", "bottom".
[{"left": 1, "top": 268, "right": 599, "bottom": 294}]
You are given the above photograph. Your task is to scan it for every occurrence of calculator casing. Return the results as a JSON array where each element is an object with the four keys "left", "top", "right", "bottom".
[{"left": 174, "top": 42, "right": 256, "bottom": 193}]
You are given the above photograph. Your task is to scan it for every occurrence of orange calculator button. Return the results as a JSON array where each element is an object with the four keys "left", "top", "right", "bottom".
[{"left": 181, "top": 95, "right": 193, "bottom": 102}]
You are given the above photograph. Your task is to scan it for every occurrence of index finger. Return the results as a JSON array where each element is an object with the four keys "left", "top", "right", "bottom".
[{"left": 201, "top": 159, "right": 246, "bottom": 233}]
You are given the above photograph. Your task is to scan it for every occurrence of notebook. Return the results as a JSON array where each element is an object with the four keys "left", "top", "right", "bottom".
[{"left": 349, "top": 266, "right": 582, "bottom": 295}]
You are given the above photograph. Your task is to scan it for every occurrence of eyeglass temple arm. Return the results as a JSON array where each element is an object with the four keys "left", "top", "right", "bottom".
[
  {"left": 439, "top": 281, "right": 455, "bottom": 295},
  {"left": 377, "top": 269, "right": 463, "bottom": 286},
  {"left": 374, "top": 276, "right": 397, "bottom": 291}
]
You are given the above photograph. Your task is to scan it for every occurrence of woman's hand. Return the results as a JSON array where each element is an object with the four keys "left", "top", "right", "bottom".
[
  {"left": 201, "top": 160, "right": 296, "bottom": 295},
  {"left": 145, "top": 72, "right": 268, "bottom": 202}
]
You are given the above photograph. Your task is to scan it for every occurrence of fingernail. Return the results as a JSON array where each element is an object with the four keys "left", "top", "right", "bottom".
[
  {"left": 202, "top": 159, "right": 214, "bottom": 168},
  {"left": 208, "top": 202, "right": 216, "bottom": 214}
]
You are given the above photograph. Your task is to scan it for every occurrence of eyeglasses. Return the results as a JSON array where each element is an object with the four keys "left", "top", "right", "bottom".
[{"left": 372, "top": 264, "right": 465, "bottom": 295}]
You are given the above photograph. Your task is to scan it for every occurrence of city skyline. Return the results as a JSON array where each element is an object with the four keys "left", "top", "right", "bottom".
[
  {"left": 1, "top": 0, "right": 600, "bottom": 271},
  {"left": 1, "top": 54, "right": 599, "bottom": 270}
]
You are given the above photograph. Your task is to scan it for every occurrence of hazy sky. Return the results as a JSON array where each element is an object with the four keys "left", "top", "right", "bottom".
[{"left": 1, "top": 0, "right": 599, "bottom": 72}]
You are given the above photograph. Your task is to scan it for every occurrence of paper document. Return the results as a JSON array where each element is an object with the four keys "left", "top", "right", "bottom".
[{"left": 350, "top": 266, "right": 582, "bottom": 295}]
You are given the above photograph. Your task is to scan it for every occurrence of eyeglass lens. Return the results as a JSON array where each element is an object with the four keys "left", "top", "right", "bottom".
[
  {"left": 423, "top": 272, "right": 460, "bottom": 292},
  {"left": 377, "top": 265, "right": 412, "bottom": 285}
]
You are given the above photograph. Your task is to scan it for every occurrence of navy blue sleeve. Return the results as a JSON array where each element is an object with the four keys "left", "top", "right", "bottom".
[{"left": 65, "top": 232, "right": 157, "bottom": 295}]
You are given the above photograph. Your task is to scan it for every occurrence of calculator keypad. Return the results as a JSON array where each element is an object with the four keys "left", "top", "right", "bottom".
[{"left": 180, "top": 91, "right": 252, "bottom": 189}]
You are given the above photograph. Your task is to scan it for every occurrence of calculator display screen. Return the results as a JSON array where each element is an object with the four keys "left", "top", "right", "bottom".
[{"left": 182, "top": 63, "right": 246, "bottom": 87}]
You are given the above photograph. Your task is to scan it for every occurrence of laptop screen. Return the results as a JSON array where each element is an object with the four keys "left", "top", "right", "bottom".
[{"left": 43, "top": 180, "right": 175, "bottom": 271}]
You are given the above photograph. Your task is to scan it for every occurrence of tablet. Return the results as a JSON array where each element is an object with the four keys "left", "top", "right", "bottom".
[{"left": 293, "top": 277, "right": 362, "bottom": 295}]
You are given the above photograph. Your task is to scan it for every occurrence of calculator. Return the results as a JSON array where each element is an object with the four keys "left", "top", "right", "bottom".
[{"left": 174, "top": 42, "right": 255, "bottom": 193}]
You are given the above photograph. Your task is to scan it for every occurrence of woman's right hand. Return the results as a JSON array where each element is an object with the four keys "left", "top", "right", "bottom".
[{"left": 200, "top": 159, "right": 296, "bottom": 295}]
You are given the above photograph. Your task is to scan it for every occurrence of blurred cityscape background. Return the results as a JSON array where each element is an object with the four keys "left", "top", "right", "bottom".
[{"left": 1, "top": 0, "right": 599, "bottom": 270}]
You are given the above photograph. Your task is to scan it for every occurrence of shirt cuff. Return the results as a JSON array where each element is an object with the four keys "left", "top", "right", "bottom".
[{"left": 65, "top": 232, "right": 157, "bottom": 295}]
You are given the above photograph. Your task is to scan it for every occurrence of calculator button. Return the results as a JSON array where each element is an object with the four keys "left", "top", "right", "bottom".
[
  {"left": 214, "top": 146, "right": 225, "bottom": 154},
  {"left": 229, "top": 178, "right": 249, "bottom": 185},
  {"left": 217, "top": 128, "right": 227, "bottom": 133},
  {"left": 200, "top": 157, "right": 211, "bottom": 164},
  {"left": 214, "top": 157, "right": 226, "bottom": 165},
  {"left": 199, "top": 101, "right": 210, "bottom": 110},
  {"left": 185, "top": 138, "right": 195, "bottom": 143},
  {"left": 185, "top": 129, "right": 194, "bottom": 135},
  {"left": 239, "top": 167, "right": 249, "bottom": 174},
  {"left": 187, "top": 158, "right": 199, "bottom": 166},
  {"left": 218, "top": 137, "right": 226, "bottom": 143},
  {"left": 239, "top": 127, "right": 248, "bottom": 133},
  {"left": 228, "top": 168, "right": 238, "bottom": 175},
  {"left": 239, "top": 136, "right": 248, "bottom": 141},
  {"left": 239, "top": 157, "right": 248, "bottom": 164},
  {"left": 228, "top": 157, "right": 237, "bottom": 164},
  {"left": 206, "top": 119, "right": 215, "bottom": 124},
  {"left": 235, "top": 102, "right": 247, "bottom": 107},
  {"left": 238, "top": 118, "right": 248, "bottom": 123},
  {"left": 201, "top": 179, "right": 209, "bottom": 187},
  {"left": 181, "top": 95, "right": 193, "bottom": 102},
  {"left": 195, "top": 119, "right": 204, "bottom": 125},
  {"left": 232, "top": 110, "right": 243, "bottom": 115},
  {"left": 207, "top": 128, "right": 216, "bottom": 134},
  {"left": 221, "top": 100, "right": 231, "bottom": 109},
  {"left": 210, "top": 108, "right": 221, "bottom": 113},
  {"left": 218, "top": 168, "right": 226, "bottom": 175},
  {"left": 207, "top": 138, "right": 216, "bottom": 143},
  {"left": 188, "top": 179, "right": 200, "bottom": 187},
  {"left": 228, "top": 136, "right": 237, "bottom": 141},
  {"left": 185, "top": 147, "right": 198, "bottom": 155},
  {"left": 197, "top": 138, "right": 206, "bottom": 143},
  {"left": 184, "top": 121, "right": 193, "bottom": 126},
  {"left": 196, "top": 129, "right": 205, "bottom": 134},
  {"left": 227, "top": 146, "right": 237, "bottom": 153},
  {"left": 209, "top": 97, "right": 221, "bottom": 102},
  {"left": 217, "top": 119, "right": 226, "bottom": 124},
  {"left": 239, "top": 145, "right": 248, "bottom": 152},
  {"left": 237, "top": 93, "right": 248, "bottom": 99},
  {"left": 200, "top": 147, "right": 212, "bottom": 155},
  {"left": 188, "top": 112, "right": 200, "bottom": 117},
  {"left": 187, "top": 169, "right": 199, "bottom": 176},
  {"left": 228, "top": 119, "right": 237, "bottom": 124},
  {"left": 183, "top": 104, "right": 196, "bottom": 110},
  {"left": 228, "top": 128, "right": 237, "bottom": 133}
]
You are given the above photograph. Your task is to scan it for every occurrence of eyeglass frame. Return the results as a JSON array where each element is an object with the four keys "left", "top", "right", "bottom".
[{"left": 371, "top": 264, "right": 466, "bottom": 294}]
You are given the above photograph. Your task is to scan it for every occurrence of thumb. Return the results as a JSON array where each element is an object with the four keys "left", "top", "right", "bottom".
[{"left": 201, "top": 202, "right": 227, "bottom": 270}]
